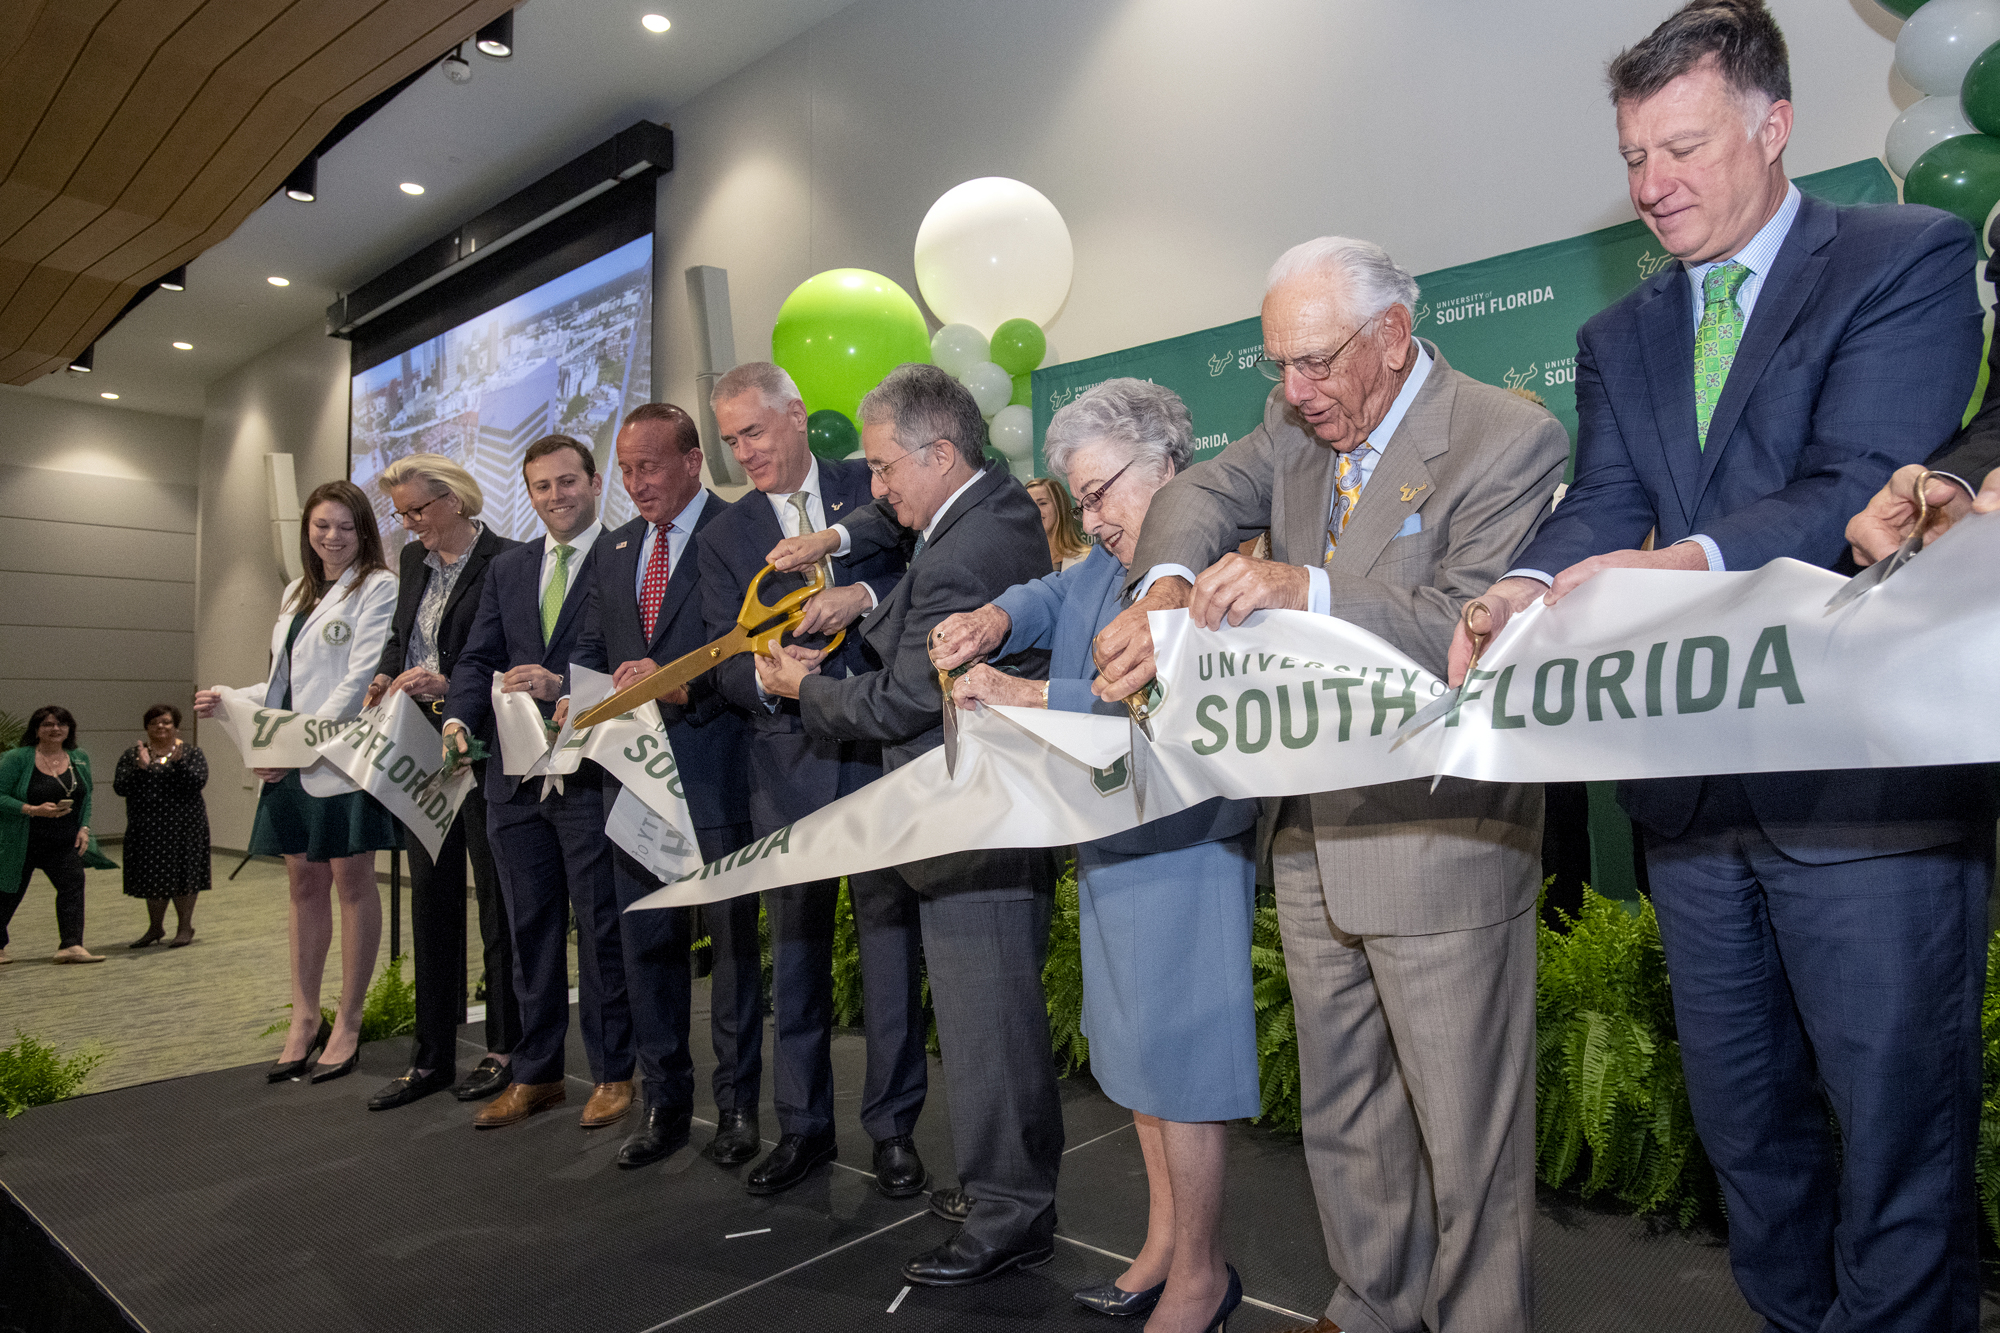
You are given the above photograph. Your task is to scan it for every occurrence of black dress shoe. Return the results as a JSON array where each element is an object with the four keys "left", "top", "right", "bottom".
[
  {"left": 707, "top": 1107, "right": 761, "bottom": 1164},
  {"left": 265, "top": 1018, "right": 332, "bottom": 1083},
  {"left": 1073, "top": 1277, "right": 1166, "bottom": 1317},
  {"left": 367, "top": 1067, "right": 454, "bottom": 1111},
  {"left": 873, "top": 1135, "right": 928, "bottom": 1198},
  {"left": 308, "top": 1049, "right": 360, "bottom": 1084},
  {"left": 745, "top": 1132, "right": 837, "bottom": 1195},
  {"left": 929, "top": 1185, "right": 974, "bottom": 1223},
  {"left": 902, "top": 1231, "right": 1055, "bottom": 1287},
  {"left": 452, "top": 1056, "right": 512, "bottom": 1102},
  {"left": 616, "top": 1105, "right": 692, "bottom": 1168}
]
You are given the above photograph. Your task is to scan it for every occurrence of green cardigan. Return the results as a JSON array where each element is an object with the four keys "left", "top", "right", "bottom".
[{"left": 0, "top": 746, "right": 113, "bottom": 894}]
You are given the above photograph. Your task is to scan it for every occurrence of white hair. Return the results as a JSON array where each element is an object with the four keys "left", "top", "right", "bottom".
[
  {"left": 711, "top": 360, "right": 803, "bottom": 412},
  {"left": 1264, "top": 236, "right": 1420, "bottom": 322},
  {"left": 1044, "top": 378, "right": 1192, "bottom": 485}
]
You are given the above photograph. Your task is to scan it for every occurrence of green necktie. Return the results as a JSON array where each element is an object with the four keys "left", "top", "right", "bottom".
[
  {"left": 540, "top": 544, "right": 573, "bottom": 643},
  {"left": 1693, "top": 261, "right": 1750, "bottom": 450}
]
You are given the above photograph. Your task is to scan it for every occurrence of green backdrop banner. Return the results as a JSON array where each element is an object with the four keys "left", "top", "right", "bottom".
[{"left": 1030, "top": 159, "right": 1897, "bottom": 477}]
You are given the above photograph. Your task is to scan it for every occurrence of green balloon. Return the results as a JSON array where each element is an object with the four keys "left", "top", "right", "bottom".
[
  {"left": 989, "top": 318, "right": 1047, "bottom": 376},
  {"left": 1877, "top": 0, "right": 1931, "bottom": 16},
  {"left": 1965, "top": 42, "right": 2000, "bottom": 137},
  {"left": 806, "top": 409, "right": 859, "bottom": 460},
  {"left": 1011, "top": 372, "right": 1032, "bottom": 407},
  {"left": 1904, "top": 134, "right": 2000, "bottom": 247},
  {"left": 771, "top": 269, "right": 933, "bottom": 425}
]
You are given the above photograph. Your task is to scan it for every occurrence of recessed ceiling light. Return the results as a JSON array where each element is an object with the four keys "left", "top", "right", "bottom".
[
  {"left": 400, "top": 182, "right": 425, "bottom": 195},
  {"left": 100, "top": 392, "right": 119, "bottom": 400},
  {"left": 172, "top": 341, "right": 193, "bottom": 350},
  {"left": 268, "top": 276, "right": 290, "bottom": 287},
  {"left": 641, "top": 13, "right": 670, "bottom": 32}
]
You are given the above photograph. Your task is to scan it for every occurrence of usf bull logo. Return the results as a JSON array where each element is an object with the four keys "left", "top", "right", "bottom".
[
  {"left": 1501, "top": 364, "right": 1538, "bottom": 392},
  {"left": 1091, "top": 757, "right": 1130, "bottom": 796},
  {"left": 1207, "top": 350, "right": 1232, "bottom": 377},
  {"left": 1635, "top": 249, "right": 1676, "bottom": 280},
  {"left": 250, "top": 710, "right": 300, "bottom": 749}
]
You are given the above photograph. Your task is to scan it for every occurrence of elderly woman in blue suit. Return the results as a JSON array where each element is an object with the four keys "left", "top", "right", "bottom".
[{"left": 931, "top": 379, "right": 1257, "bottom": 1333}]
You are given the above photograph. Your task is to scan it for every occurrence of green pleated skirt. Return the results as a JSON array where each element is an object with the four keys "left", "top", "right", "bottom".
[{"left": 248, "top": 770, "right": 402, "bottom": 862}]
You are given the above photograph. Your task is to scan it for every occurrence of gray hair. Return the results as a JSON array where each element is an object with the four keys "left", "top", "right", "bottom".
[
  {"left": 1607, "top": 1, "right": 1789, "bottom": 116},
  {"left": 1264, "top": 236, "right": 1420, "bottom": 323},
  {"left": 1044, "top": 378, "right": 1193, "bottom": 486},
  {"left": 376, "top": 451, "right": 484, "bottom": 518},
  {"left": 858, "top": 363, "right": 987, "bottom": 469},
  {"left": 711, "top": 361, "right": 803, "bottom": 411}
]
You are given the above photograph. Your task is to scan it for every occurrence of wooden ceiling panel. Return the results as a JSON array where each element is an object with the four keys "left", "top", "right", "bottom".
[{"left": 0, "top": 0, "right": 514, "bottom": 384}]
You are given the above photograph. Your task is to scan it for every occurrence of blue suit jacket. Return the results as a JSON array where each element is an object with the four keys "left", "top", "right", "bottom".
[
  {"left": 445, "top": 537, "right": 599, "bottom": 805},
  {"left": 993, "top": 544, "right": 1258, "bottom": 857},
  {"left": 695, "top": 458, "right": 910, "bottom": 831},
  {"left": 1516, "top": 193, "right": 1991, "bottom": 857},
  {"left": 573, "top": 497, "right": 751, "bottom": 839}
]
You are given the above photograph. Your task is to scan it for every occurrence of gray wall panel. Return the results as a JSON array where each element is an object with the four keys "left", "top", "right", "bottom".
[
  {"left": 6, "top": 572, "right": 195, "bottom": 631},
  {"left": 0, "top": 464, "right": 197, "bottom": 534},
  {"left": 0, "top": 628, "right": 194, "bottom": 682},
  {"left": 0, "top": 517, "right": 195, "bottom": 580}
]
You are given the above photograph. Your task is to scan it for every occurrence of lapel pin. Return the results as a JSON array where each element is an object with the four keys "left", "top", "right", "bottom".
[
  {"left": 1399, "top": 483, "right": 1428, "bottom": 503},
  {"left": 615, "top": 541, "right": 629, "bottom": 550}
]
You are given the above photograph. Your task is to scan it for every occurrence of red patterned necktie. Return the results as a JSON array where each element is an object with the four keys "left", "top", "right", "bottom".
[{"left": 639, "top": 523, "right": 673, "bottom": 640}]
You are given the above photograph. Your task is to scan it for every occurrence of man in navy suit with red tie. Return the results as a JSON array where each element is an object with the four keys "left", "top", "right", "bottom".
[
  {"left": 1454, "top": 5, "right": 1993, "bottom": 1328},
  {"left": 569, "top": 403, "right": 757, "bottom": 1169},
  {"left": 696, "top": 362, "right": 929, "bottom": 1199}
]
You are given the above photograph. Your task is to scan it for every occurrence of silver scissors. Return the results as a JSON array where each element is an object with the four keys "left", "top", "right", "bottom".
[{"left": 1825, "top": 469, "right": 1941, "bottom": 610}]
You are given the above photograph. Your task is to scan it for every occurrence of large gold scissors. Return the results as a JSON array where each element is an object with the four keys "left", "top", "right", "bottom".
[{"left": 573, "top": 563, "right": 846, "bottom": 729}]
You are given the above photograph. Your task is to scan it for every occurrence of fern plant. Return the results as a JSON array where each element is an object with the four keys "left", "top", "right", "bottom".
[
  {"left": 0, "top": 1030, "right": 108, "bottom": 1117},
  {"left": 1043, "top": 863, "right": 1089, "bottom": 1074},
  {"left": 1250, "top": 905, "right": 1302, "bottom": 1131},
  {"left": 1977, "top": 931, "right": 2000, "bottom": 1247},
  {"left": 0, "top": 709, "right": 24, "bottom": 752},
  {"left": 260, "top": 953, "right": 418, "bottom": 1044}
]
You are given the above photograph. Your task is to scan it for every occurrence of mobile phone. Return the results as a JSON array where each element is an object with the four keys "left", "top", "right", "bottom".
[{"left": 54, "top": 799, "right": 74, "bottom": 813}]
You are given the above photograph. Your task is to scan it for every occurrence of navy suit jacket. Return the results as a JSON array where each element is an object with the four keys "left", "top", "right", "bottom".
[
  {"left": 445, "top": 536, "right": 598, "bottom": 805},
  {"left": 695, "top": 458, "right": 910, "bottom": 831},
  {"left": 574, "top": 497, "right": 751, "bottom": 838},
  {"left": 1516, "top": 193, "right": 1991, "bottom": 857}
]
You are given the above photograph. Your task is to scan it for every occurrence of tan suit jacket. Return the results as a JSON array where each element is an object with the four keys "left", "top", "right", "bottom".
[{"left": 1128, "top": 341, "right": 1569, "bottom": 935}]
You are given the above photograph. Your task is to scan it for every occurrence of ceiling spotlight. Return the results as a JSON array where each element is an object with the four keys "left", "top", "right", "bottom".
[
  {"left": 268, "top": 276, "right": 290, "bottom": 287},
  {"left": 442, "top": 45, "right": 472, "bottom": 83},
  {"left": 475, "top": 11, "right": 513, "bottom": 57},
  {"left": 159, "top": 266, "right": 187, "bottom": 291},
  {"left": 172, "top": 341, "right": 193, "bottom": 350},
  {"left": 284, "top": 154, "right": 317, "bottom": 202},
  {"left": 400, "top": 182, "right": 425, "bottom": 195},
  {"left": 67, "top": 344, "right": 93, "bottom": 373},
  {"left": 641, "top": 13, "right": 670, "bottom": 32},
  {"left": 100, "top": 392, "right": 120, "bottom": 400}
]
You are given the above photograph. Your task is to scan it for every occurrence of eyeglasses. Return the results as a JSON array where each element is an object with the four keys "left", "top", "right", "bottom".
[
  {"left": 865, "top": 440, "right": 941, "bottom": 481},
  {"left": 392, "top": 492, "right": 452, "bottom": 524},
  {"left": 1071, "top": 459, "right": 1135, "bottom": 519},
  {"left": 1257, "top": 316, "right": 1377, "bottom": 383}
]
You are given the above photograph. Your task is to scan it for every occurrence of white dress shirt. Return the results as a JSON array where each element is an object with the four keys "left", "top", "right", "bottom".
[
  {"left": 632, "top": 488, "right": 710, "bottom": 596},
  {"left": 539, "top": 518, "right": 603, "bottom": 602}
]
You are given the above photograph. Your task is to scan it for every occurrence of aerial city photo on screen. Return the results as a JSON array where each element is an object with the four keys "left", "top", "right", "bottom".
[{"left": 350, "top": 233, "right": 654, "bottom": 550}]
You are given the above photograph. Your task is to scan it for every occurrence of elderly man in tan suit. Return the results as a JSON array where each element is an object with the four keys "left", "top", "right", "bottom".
[{"left": 1094, "top": 236, "right": 1567, "bottom": 1333}]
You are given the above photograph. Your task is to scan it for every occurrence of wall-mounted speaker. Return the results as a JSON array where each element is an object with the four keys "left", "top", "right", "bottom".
[{"left": 685, "top": 265, "right": 744, "bottom": 488}]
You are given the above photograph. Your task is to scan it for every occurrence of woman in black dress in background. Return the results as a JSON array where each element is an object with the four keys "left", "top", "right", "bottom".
[{"left": 114, "top": 703, "right": 211, "bottom": 949}]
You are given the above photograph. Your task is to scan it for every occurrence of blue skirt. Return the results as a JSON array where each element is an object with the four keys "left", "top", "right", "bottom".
[
  {"left": 249, "top": 771, "right": 401, "bottom": 863},
  {"left": 1075, "top": 828, "right": 1260, "bottom": 1122}
]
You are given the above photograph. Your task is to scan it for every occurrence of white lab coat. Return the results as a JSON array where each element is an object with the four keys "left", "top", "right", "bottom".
[{"left": 256, "top": 566, "right": 397, "bottom": 796}]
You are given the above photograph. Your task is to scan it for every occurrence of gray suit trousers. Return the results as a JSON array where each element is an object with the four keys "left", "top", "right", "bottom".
[{"left": 1273, "top": 797, "right": 1536, "bottom": 1333}]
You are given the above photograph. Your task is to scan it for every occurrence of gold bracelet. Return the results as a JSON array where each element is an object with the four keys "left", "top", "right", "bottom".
[{"left": 1041, "top": 680, "right": 1050, "bottom": 706}]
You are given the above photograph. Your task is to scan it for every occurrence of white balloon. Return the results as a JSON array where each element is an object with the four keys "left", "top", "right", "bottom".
[
  {"left": 960, "top": 361, "right": 1014, "bottom": 418},
  {"left": 1886, "top": 94, "right": 1979, "bottom": 176},
  {"left": 930, "top": 323, "right": 990, "bottom": 380},
  {"left": 914, "top": 177, "right": 1075, "bottom": 336},
  {"left": 1894, "top": 0, "right": 2000, "bottom": 97},
  {"left": 988, "top": 405, "right": 1035, "bottom": 471}
]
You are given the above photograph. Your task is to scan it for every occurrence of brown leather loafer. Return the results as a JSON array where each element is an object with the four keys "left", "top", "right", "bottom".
[
  {"left": 579, "top": 1079, "right": 634, "bottom": 1128},
  {"left": 472, "top": 1080, "right": 566, "bottom": 1129}
]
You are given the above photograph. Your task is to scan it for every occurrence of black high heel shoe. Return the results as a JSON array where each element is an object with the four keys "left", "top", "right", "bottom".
[
  {"left": 308, "top": 1048, "right": 360, "bottom": 1084},
  {"left": 1200, "top": 1265, "right": 1243, "bottom": 1333},
  {"left": 265, "top": 1018, "right": 332, "bottom": 1083},
  {"left": 1073, "top": 1276, "right": 1165, "bottom": 1317}
]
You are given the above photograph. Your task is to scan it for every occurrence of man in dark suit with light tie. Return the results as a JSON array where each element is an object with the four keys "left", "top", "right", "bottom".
[
  {"left": 568, "top": 402, "right": 758, "bottom": 1170},
  {"left": 443, "top": 434, "right": 638, "bottom": 1135},
  {"left": 1456, "top": 5, "right": 1995, "bottom": 1327},
  {"left": 758, "top": 363, "right": 1062, "bottom": 1287},
  {"left": 697, "top": 361, "right": 929, "bottom": 1199}
]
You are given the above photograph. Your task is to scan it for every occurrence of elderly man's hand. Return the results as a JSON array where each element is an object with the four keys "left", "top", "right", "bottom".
[
  {"left": 1547, "top": 542, "right": 1707, "bottom": 604},
  {"left": 952, "top": 664, "right": 1044, "bottom": 710},
  {"left": 1447, "top": 577, "right": 1549, "bottom": 686},
  {"left": 1187, "top": 553, "right": 1310, "bottom": 630},
  {"left": 930, "top": 605, "right": 1011, "bottom": 670},
  {"left": 767, "top": 530, "right": 842, "bottom": 573},
  {"left": 1092, "top": 577, "right": 1192, "bottom": 700},
  {"left": 611, "top": 658, "right": 659, "bottom": 691},
  {"left": 754, "top": 643, "right": 824, "bottom": 699},
  {"left": 1847, "top": 464, "right": 1981, "bottom": 567},
  {"left": 390, "top": 666, "right": 451, "bottom": 701},
  {"left": 796, "top": 584, "right": 872, "bottom": 635},
  {"left": 501, "top": 663, "right": 564, "bottom": 701}
]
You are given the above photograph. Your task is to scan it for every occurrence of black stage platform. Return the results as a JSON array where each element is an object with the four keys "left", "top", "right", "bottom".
[{"left": 1, "top": 1002, "right": 1788, "bottom": 1333}]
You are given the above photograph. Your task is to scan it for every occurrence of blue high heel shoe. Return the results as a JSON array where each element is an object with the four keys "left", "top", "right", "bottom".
[
  {"left": 1072, "top": 1277, "right": 1165, "bottom": 1317},
  {"left": 1202, "top": 1265, "right": 1243, "bottom": 1333}
]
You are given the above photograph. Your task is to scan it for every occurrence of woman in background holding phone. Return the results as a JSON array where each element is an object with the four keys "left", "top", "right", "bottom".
[{"left": 0, "top": 705, "right": 103, "bottom": 965}]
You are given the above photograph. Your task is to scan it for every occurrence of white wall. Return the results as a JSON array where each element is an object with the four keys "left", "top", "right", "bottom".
[
  {"left": 0, "top": 389, "right": 203, "bottom": 837},
  {"left": 651, "top": 0, "right": 1911, "bottom": 434},
  {"left": 195, "top": 323, "right": 352, "bottom": 850}
]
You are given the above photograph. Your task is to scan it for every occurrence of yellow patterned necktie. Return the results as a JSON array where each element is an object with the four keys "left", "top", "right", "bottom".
[{"left": 1324, "top": 443, "right": 1371, "bottom": 562}]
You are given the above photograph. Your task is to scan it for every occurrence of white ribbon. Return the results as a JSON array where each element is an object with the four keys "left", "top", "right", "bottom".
[{"left": 628, "top": 510, "right": 2000, "bottom": 912}]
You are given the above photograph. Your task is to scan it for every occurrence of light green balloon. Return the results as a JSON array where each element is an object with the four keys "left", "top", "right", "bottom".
[
  {"left": 771, "top": 269, "right": 933, "bottom": 425},
  {"left": 989, "top": 318, "right": 1047, "bottom": 376},
  {"left": 1011, "top": 372, "right": 1032, "bottom": 408},
  {"left": 1904, "top": 133, "right": 2000, "bottom": 251},
  {"left": 930, "top": 323, "right": 989, "bottom": 379}
]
